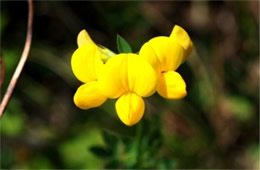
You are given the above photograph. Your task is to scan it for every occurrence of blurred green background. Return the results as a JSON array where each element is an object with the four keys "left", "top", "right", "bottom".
[{"left": 0, "top": 1, "right": 259, "bottom": 169}]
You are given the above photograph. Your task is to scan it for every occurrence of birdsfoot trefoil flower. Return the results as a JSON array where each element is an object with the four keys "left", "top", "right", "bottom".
[{"left": 71, "top": 25, "right": 193, "bottom": 126}]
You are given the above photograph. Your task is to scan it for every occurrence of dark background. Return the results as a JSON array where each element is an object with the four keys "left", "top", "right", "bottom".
[{"left": 1, "top": 1, "right": 259, "bottom": 169}]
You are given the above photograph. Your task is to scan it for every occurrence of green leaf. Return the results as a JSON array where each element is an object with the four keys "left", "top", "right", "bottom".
[
  {"left": 103, "top": 130, "right": 118, "bottom": 150},
  {"left": 117, "top": 34, "right": 132, "bottom": 53},
  {"left": 89, "top": 146, "right": 113, "bottom": 158}
]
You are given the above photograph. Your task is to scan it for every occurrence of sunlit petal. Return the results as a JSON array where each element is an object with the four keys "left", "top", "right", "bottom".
[
  {"left": 77, "top": 29, "right": 96, "bottom": 47},
  {"left": 71, "top": 44, "right": 104, "bottom": 83},
  {"left": 98, "top": 54, "right": 157, "bottom": 98},
  {"left": 74, "top": 81, "right": 107, "bottom": 109},
  {"left": 139, "top": 42, "right": 160, "bottom": 74},
  {"left": 127, "top": 54, "right": 157, "bottom": 97},
  {"left": 98, "top": 55, "right": 126, "bottom": 99},
  {"left": 115, "top": 92, "right": 145, "bottom": 126},
  {"left": 157, "top": 71, "right": 187, "bottom": 99},
  {"left": 147, "top": 36, "right": 184, "bottom": 72},
  {"left": 170, "top": 25, "right": 193, "bottom": 62}
]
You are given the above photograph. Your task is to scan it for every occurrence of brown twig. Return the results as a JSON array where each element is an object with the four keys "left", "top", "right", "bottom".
[{"left": 0, "top": 0, "right": 33, "bottom": 117}]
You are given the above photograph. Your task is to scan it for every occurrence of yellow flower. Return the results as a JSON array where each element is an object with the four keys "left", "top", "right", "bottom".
[
  {"left": 98, "top": 53, "right": 157, "bottom": 126},
  {"left": 139, "top": 25, "right": 193, "bottom": 99},
  {"left": 71, "top": 26, "right": 192, "bottom": 126},
  {"left": 71, "top": 30, "right": 113, "bottom": 109}
]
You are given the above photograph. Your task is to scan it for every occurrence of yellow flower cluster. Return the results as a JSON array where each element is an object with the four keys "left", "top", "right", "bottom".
[{"left": 71, "top": 25, "right": 193, "bottom": 126}]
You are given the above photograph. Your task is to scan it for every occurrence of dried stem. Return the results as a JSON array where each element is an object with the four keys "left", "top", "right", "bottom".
[{"left": 0, "top": 0, "right": 33, "bottom": 117}]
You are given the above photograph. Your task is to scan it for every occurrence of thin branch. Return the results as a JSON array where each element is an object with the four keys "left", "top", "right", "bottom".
[{"left": 0, "top": 0, "right": 33, "bottom": 117}]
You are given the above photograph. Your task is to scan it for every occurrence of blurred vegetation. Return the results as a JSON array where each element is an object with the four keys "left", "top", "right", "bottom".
[{"left": 0, "top": 1, "right": 259, "bottom": 169}]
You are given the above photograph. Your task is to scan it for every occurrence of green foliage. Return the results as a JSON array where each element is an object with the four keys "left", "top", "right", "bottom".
[
  {"left": 59, "top": 128, "right": 104, "bottom": 169},
  {"left": 0, "top": 147, "right": 15, "bottom": 168},
  {"left": 117, "top": 34, "right": 132, "bottom": 53},
  {"left": 1, "top": 98, "right": 27, "bottom": 137},
  {"left": 226, "top": 95, "right": 254, "bottom": 121},
  {"left": 29, "top": 155, "right": 53, "bottom": 169},
  {"left": 87, "top": 119, "right": 167, "bottom": 169},
  {"left": 89, "top": 146, "right": 113, "bottom": 158}
]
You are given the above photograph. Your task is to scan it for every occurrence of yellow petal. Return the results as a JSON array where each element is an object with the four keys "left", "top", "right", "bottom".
[
  {"left": 71, "top": 44, "right": 104, "bottom": 83},
  {"left": 77, "top": 29, "right": 96, "bottom": 47},
  {"left": 183, "top": 40, "right": 193, "bottom": 62},
  {"left": 97, "top": 55, "right": 126, "bottom": 98},
  {"left": 74, "top": 81, "right": 107, "bottom": 109},
  {"left": 127, "top": 54, "right": 157, "bottom": 97},
  {"left": 146, "top": 36, "right": 184, "bottom": 72},
  {"left": 139, "top": 42, "right": 160, "bottom": 74},
  {"left": 170, "top": 25, "right": 191, "bottom": 50},
  {"left": 98, "top": 46, "right": 116, "bottom": 62},
  {"left": 115, "top": 92, "right": 145, "bottom": 126},
  {"left": 157, "top": 71, "right": 187, "bottom": 99},
  {"left": 170, "top": 25, "right": 193, "bottom": 62},
  {"left": 98, "top": 54, "right": 157, "bottom": 98}
]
